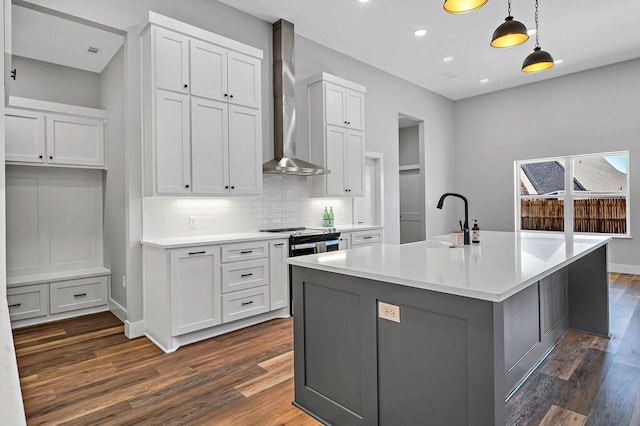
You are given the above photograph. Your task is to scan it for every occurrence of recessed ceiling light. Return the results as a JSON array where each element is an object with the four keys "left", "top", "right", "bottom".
[
  {"left": 442, "top": 56, "right": 454, "bottom": 63},
  {"left": 414, "top": 29, "right": 427, "bottom": 37},
  {"left": 480, "top": 78, "right": 489, "bottom": 84},
  {"left": 527, "top": 28, "right": 537, "bottom": 36},
  {"left": 358, "top": 0, "right": 370, "bottom": 3},
  {"left": 554, "top": 59, "right": 564, "bottom": 65}
]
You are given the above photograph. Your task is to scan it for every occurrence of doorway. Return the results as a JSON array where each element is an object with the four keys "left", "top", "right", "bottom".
[
  {"left": 353, "top": 152, "right": 383, "bottom": 226},
  {"left": 398, "top": 114, "right": 425, "bottom": 244}
]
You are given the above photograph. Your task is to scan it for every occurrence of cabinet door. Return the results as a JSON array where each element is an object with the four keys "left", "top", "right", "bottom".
[
  {"left": 46, "top": 114, "right": 105, "bottom": 167},
  {"left": 325, "top": 125, "right": 347, "bottom": 196},
  {"left": 154, "top": 28, "right": 190, "bottom": 93},
  {"left": 345, "top": 90, "right": 364, "bottom": 131},
  {"left": 345, "top": 131, "right": 365, "bottom": 196},
  {"left": 190, "top": 39, "right": 227, "bottom": 102},
  {"left": 5, "top": 109, "right": 45, "bottom": 163},
  {"left": 227, "top": 52, "right": 261, "bottom": 109},
  {"left": 170, "top": 246, "right": 221, "bottom": 335},
  {"left": 269, "top": 240, "right": 289, "bottom": 311},
  {"left": 324, "top": 83, "right": 346, "bottom": 127},
  {"left": 228, "top": 105, "right": 261, "bottom": 194},
  {"left": 155, "top": 90, "right": 191, "bottom": 194},
  {"left": 191, "top": 98, "right": 229, "bottom": 194}
]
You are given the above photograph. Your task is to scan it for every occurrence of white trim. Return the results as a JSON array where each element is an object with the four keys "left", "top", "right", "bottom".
[
  {"left": 8, "top": 96, "right": 107, "bottom": 119},
  {"left": 306, "top": 72, "right": 367, "bottom": 93},
  {"left": 109, "top": 297, "right": 127, "bottom": 323},
  {"left": 125, "top": 320, "right": 146, "bottom": 339},
  {"left": 609, "top": 263, "right": 640, "bottom": 275},
  {"left": 399, "top": 164, "right": 420, "bottom": 171},
  {"left": 7, "top": 267, "right": 111, "bottom": 287},
  {"left": 10, "top": 305, "right": 109, "bottom": 329},
  {"left": 139, "top": 11, "right": 263, "bottom": 59}
]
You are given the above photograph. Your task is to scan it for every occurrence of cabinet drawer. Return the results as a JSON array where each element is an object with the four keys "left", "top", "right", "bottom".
[
  {"left": 350, "top": 229, "right": 383, "bottom": 247},
  {"left": 50, "top": 277, "right": 108, "bottom": 314},
  {"left": 7, "top": 284, "right": 49, "bottom": 321},
  {"left": 222, "top": 259, "right": 269, "bottom": 293},
  {"left": 221, "top": 241, "right": 268, "bottom": 263},
  {"left": 222, "top": 285, "right": 269, "bottom": 323}
]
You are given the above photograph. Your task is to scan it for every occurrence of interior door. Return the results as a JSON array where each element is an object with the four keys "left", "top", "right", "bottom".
[{"left": 400, "top": 169, "right": 423, "bottom": 244}]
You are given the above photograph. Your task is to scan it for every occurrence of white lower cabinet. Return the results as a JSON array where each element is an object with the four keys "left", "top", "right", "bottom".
[
  {"left": 350, "top": 228, "right": 384, "bottom": 247},
  {"left": 7, "top": 274, "right": 110, "bottom": 327},
  {"left": 170, "top": 246, "right": 221, "bottom": 336},
  {"left": 7, "top": 284, "right": 49, "bottom": 321},
  {"left": 143, "top": 237, "right": 289, "bottom": 353}
]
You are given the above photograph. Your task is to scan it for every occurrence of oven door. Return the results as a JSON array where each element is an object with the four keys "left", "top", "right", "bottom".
[{"left": 290, "top": 239, "right": 340, "bottom": 256}]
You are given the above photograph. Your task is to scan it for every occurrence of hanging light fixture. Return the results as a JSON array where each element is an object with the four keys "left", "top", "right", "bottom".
[
  {"left": 443, "top": 0, "right": 488, "bottom": 14},
  {"left": 490, "top": 0, "right": 529, "bottom": 48},
  {"left": 522, "top": 0, "right": 554, "bottom": 73}
]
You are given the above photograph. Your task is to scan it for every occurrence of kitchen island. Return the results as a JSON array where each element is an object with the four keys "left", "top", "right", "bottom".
[{"left": 288, "top": 231, "right": 610, "bottom": 426}]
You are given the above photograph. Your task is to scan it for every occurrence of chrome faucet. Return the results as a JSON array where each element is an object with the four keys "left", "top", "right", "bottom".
[{"left": 437, "top": 193, "right": 470, "bottom": 245}]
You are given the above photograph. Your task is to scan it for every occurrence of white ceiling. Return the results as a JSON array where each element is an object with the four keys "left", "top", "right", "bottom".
[
  {"left": 12, "top": 5, "right": 124, "bottom": 74},
  {"left": 219, "top": 0, "right": 640, "bottom": 100}
]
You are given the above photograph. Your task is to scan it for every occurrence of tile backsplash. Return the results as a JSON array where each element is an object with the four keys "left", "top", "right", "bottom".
[{"left": 143, "top": 174, "right": 353, "bottom": 239}]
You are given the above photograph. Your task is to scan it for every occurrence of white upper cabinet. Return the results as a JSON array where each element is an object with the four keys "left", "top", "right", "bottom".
[
  {"left": 324, "top": 82, "right": 365, "bottom": 131},
  {"left": 6, "top": 108, "right": 105, "bottom": 169},
  {"left": 308, "top": 73, "right": 366, "bottom": 197},
  {"left": 154, "top": 28, "right": 190, "bottom": 94},
  {"left": 141, "top": 14, "right": 263, "bottom": 196},
  {"left": 5, "top": 109, "right": 45, "bottom": 163},
  {"left": 155, "top": 90, "right": 191, "bottom": 194},
  {"left": 46, "top": 114, "right": 105, "bottom": 168},
  {"left": 227, "top": 52, "right": 261, "bottom": 109}
]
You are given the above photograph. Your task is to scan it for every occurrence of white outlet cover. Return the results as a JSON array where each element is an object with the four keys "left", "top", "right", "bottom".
[{"left": 378, "top": 301, "right": 400, "bottom": 323}]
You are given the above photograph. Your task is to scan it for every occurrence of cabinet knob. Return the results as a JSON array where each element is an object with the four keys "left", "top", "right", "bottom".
[
  {"left": 185, "top": 184, "right": 190, "bottom": 188},
  {"left": 347, "top": 121, "right": 351, "bottom": 125},
  {"left": 224, "top": 93, "right": 228, "bottom": 97},
  {"left": 39, "top": 155, "right": 43, "bottom": 159},
  {"left": 225, "top": 185, "right": 229, "bottom": 189},
  {"left": 49, "top": 156, "right": 53, "bottom": 160},
  {"left": 184, "top": 84, "right": 188, "bottom": 88},
  {"left": 229, "top": 94, "right": 234, "bottom": 99},
  {"left": 344, "top": 121, "right": 348, "bottom": 124},
  {"left": 231, "top": 186, "right": 235, "bottom": 190}
]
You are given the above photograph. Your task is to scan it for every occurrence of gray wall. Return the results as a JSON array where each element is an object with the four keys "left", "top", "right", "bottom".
[
  {"left": 10, "top": 55, "right": 101, "bottom": 108},
  {"left": 454, "top": 58, "right": 640, "bottom": 268},
  {"left": 399, "top": 126, "right": 420, "bottom": 167},
  {"left": 100, "top": 46, "right": 126, "bottom": 310}
]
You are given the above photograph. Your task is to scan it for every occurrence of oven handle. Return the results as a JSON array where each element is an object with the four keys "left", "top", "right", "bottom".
[{"left": 291, "top": 239, "right": 340, "bottom": 252}]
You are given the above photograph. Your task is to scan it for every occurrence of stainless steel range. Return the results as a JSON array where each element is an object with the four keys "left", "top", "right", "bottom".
[
  {"left": 261, "top": 227, "right": 341, "bottom": 314},
  {"left": 261, "top": 227, "right": 341, "bottom": 257}
]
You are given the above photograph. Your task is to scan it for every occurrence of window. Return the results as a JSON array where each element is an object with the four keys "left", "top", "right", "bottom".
[{"left": 516, "top": 151, "right": 629, "bottom": 237}]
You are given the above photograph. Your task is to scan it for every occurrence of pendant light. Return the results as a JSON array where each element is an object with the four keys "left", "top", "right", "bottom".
[
  {"left": 522, "top": 0, "right": 554, "bottom": 73},
  {"left": 443, "top": 0, "right": 488, "bottom": 14},
  {"left": 490, "top": 0, "right": 529, "bottom": 48}
]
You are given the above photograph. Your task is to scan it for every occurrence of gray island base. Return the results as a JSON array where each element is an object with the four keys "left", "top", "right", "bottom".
[{"left": 289, "top": 232, "right": 610, "bottom": 425}]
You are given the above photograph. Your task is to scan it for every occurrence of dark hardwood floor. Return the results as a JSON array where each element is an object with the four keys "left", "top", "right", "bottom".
[{"left": 12, "top": 273, "right": 640, "bottom": 425}]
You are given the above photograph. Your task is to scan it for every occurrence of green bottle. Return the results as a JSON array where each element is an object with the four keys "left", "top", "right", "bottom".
[
  {"left": 323, "top": 207, "right": 330, "bottom": 227},
  {"left": 329, "top": 207, "right": 335, "bottom": 227}
]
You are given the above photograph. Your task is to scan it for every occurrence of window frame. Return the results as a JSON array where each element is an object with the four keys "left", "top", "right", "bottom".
[{"left": 515, "top": 151, "right": 631, "bottom": 238}]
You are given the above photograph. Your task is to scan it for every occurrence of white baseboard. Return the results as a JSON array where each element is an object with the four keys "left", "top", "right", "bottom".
[
  {"left": 109, "top": 298, "right": 127, "bottom": 323},
  {"left": 125, "top": 320, "right": 145, "bottom": 339},
  {"left": 610, "top": 263, "right": 640, "bottom": 275}
]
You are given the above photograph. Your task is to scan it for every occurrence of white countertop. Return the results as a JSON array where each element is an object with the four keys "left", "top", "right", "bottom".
[
  {"left": 141, "top": 232, "right": 289, "bottom": 249},
  {"left": 308, "top": 225, "right": 383, "bottom": 232},
  {"left": 288, "top": 231, "right": 610, "bottom": 302},
  {"left": 0, "top": 303, "right": 26, "bottom": 425}
]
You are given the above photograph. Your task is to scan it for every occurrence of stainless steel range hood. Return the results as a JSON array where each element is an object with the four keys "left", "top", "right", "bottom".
[{"left": 263, "top": 19, "right": 329, "bottom": 176}]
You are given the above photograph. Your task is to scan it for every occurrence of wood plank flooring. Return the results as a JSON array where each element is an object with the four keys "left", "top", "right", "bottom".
[{"left": 12, "top": 273, "right": 640, "bottom": 425}]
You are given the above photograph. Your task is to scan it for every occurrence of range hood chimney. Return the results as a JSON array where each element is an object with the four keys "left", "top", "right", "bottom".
[{"left": 263, "top": 19, "right": 329, "bottom": 176}]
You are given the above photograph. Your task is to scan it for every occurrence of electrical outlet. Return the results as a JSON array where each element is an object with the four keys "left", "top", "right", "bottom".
[
  {"left": 122, "top": 275, "right": 126, "bottom": 288},
  {"left": 189, "top": 216, "right": 197, "bottom": 228},
  {"left": 378, "top": 301, "right": 400, "bottom": 323}
]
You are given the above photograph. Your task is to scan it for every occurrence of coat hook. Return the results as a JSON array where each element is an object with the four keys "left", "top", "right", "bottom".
[{"left": 10, "top": 68, "right": 16, "bottom": 80}]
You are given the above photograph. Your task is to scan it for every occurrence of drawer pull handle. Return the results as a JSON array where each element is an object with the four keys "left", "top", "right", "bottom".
[
  {"left": 241, "top": 300, "right": 254, "bottom": 306},
  {"left": 188, "top": 251, "right": 206, "bottom": 255},
  {"left": 241, "top": 273, "right": 254, "bottom": 277},
  {"left": 274, "top": 243, "right": 285, "bottom": 246},
  {"left": 74, "top": 293, "right": 87, "bottom": 298},
  {"left": 363, "top": 236, "right": 374, "bottom": 240},
  {"left": 240, "top": 250, "right": 253, "bottom": 254},
  {"left": 8, "top": 303, "right": 21, "bottom": 308}
]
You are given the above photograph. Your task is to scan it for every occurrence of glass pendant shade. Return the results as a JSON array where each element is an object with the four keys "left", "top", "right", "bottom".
[
  {"left": 490, "top": 16, "right": 529, "bottom": 48},
  {"left": 443, "top": 0, "right": 488, "bottom": 14},
  {"left": 522, "top": 47, "right": 554, "bottom": 73}
]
